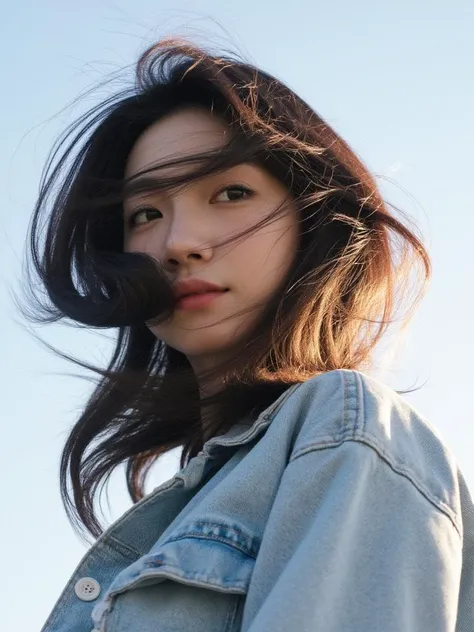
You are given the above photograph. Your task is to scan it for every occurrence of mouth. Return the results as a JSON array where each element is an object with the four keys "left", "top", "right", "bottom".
[{"left": 175, "top": 289, "right": 228, "bottom": 311}]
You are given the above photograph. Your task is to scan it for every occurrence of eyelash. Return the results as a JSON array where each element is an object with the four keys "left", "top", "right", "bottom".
[
  {"left": 127, "top": 207, "right": 162, "bottom": 229},
  {"left": 126, "top": 184, "right": 254, "bottom": 229},
  {"left": 212, "top": 184, "right": 254, "bottom": 203}
]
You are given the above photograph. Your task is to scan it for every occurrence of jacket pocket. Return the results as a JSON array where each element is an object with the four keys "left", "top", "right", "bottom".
[{"left": 99, "top": 521, "right": 258, "bottom": 632}]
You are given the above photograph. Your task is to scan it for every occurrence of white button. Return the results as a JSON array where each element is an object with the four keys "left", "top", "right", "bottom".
[{"left": 74, "top": 577, "right": 101, "bottom": 601}]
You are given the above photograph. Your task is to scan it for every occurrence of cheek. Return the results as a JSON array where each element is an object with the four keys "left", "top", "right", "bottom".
[
  {"left": 235, "top": 217, "right": 298, "bottom": 293},
  {"left": 123, "top": 227, "right": 162, "bottom": 256}
]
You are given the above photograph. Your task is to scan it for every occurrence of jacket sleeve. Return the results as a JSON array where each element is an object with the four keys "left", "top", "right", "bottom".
[{"left": 240, "top": 439, "right": 462, "bottom": 632}]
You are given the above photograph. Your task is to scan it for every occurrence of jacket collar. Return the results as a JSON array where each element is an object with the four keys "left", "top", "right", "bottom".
[{"left": 202, "top": 382, "right": 301, "bottom": 455}]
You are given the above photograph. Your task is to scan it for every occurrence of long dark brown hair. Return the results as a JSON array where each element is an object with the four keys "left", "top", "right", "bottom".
[{"left": 23, "top": 38, "right": 430, "bottom": 541}]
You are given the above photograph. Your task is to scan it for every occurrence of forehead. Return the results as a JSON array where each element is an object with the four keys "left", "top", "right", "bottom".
[{"left": 124, "top": 107, "right": 230, "bottom": 180}]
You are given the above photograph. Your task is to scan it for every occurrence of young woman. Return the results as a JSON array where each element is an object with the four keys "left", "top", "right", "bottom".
[{"left": 29, "top": 39, "right": 473, "bottom": 632}]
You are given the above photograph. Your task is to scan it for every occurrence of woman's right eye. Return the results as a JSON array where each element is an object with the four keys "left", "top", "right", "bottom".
[{"left": 127, "top": 207, "right": 162, "bottom": 228}]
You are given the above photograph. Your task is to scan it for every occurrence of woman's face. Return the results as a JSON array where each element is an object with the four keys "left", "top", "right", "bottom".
[{"left": 123, "top": 107, "right": 298, "bottom": 373}]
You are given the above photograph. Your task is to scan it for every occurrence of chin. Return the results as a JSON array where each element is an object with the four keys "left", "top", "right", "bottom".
[{"left": 150, "top": 319, "right": 255, "bottom": 364}]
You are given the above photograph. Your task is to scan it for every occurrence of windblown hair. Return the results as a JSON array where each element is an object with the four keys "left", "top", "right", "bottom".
[{"left": 24, "top": 38, "right": 430, "bottom": 540}]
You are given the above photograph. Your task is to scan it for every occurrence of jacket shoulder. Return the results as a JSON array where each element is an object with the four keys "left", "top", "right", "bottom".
[{"left": 280, "top": 369, "right": 462, "bottom": 530}]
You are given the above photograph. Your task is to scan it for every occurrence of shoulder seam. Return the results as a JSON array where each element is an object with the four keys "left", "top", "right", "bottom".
[
  {"left": 349, "top": 370, "right": 461, "bottom": 536},
  {"left": 290, "top": 437, "right": 462, "bottom": 537}
]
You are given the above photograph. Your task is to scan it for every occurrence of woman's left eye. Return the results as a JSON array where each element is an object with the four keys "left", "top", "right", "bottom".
[{"left": 212, "top": 186, "right": 253, "bottom": 203}]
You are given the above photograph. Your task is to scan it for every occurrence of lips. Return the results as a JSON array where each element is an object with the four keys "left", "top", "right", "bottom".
[
  {"left": 175, "top": 289, "right": 227, "bottom": 310},
  {"left": 173, "top": 278, "right": 227, "bottom": 300},
  {"left": 182, "top": 291, "right": 222, "bottom": 297}
]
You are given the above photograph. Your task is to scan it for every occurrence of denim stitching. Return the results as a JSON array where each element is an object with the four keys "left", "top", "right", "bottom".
[{"left": 290, "top": 437, "right": 461, "bottom": 537}]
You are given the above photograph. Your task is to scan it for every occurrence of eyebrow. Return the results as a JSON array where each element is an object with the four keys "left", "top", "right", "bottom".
[
  {"left": 122, "top": 175, "right": 165, "bottom": 201},
  {"left": 122, "top": 161, "right": 257, "bottom": 202}
]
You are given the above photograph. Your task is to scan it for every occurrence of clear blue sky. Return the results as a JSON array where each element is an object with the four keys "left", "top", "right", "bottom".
[{"left": 1, "top": 1, "right": 473, "bottom": 629}]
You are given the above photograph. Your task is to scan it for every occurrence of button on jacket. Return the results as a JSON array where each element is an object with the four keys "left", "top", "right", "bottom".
[{"left": 40, "top": 370, "right": 474, "bottom": 632}]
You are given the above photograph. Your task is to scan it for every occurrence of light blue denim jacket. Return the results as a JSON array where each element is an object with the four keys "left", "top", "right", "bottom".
[{"left": 41, "top": 370, "right": 474, "bottom": 631}]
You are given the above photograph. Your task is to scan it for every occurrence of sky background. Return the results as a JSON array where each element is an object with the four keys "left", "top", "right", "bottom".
[{"left": 1, "top": 1, "right": 473, "bottom": 629}]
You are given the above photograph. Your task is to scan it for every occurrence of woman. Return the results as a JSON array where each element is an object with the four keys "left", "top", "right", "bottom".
[{"left": 29, "top": 39, "right": 473, "bottom": 631}]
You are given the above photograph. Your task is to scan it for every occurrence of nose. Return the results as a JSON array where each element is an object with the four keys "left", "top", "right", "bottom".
[{"left": 161, "top": 214, "right": 213, "bottom": 271}]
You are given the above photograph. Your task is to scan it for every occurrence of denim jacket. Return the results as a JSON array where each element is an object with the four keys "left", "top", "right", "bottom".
[{"left": 41, "top": 369, "right": 474, "bottom": 632}]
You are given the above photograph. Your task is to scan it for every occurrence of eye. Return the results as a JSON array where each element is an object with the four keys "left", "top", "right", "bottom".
[
  {"left": 212, "top": 185, "right": 254, "bottom": 203},
  {"left": 127, "top": 207, "right": 162, "bottom": 228}
]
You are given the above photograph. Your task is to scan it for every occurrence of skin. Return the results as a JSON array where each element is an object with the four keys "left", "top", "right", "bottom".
[{"left": 123, "top": 107, "right": 298, "bottom": 386}]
